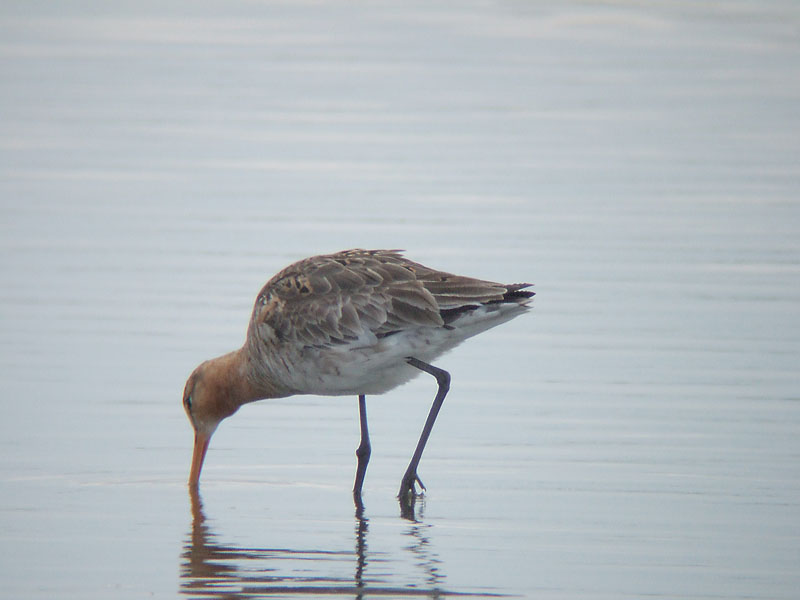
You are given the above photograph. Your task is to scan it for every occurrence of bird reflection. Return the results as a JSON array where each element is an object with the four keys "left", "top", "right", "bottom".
[
  {"left": 354, "top": 503, "right": 369, "bottom": 597},
  {"left": 181, "top": 488, "right": 453, "bottom": 599},
  {"left": 403, "top": 501, "right": 445, "bottom": 593}
]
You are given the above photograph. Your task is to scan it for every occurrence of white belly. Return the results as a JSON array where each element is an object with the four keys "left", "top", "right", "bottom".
[{"left": 268, "top": 302, "right": 527, "bottom": 396}]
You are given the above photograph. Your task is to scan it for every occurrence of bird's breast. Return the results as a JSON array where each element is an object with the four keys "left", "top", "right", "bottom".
[{"left": 249, "top": 326, "right": 460, "bottom": 397}]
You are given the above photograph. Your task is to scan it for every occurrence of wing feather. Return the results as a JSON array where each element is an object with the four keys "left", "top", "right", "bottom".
[{"left": 248, "top": 249, "right": 530, "bottom": 352}]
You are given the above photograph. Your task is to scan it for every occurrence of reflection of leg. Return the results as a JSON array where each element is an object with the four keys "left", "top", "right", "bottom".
[
  {"left": 354, "top": 510, "right": 369, "bottom": 594},
  {"left": 406, "top": 518, "right": 445, "bottom": 591},
  {"left": 398, "top": 357, "right": 451, "bottom": 505},
  {"left": 353, "top": 394, "right": 371, "bottom": 506}
]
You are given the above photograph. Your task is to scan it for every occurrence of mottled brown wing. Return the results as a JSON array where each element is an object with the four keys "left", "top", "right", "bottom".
[{"left": 249, "top": 249, "right": 446, "bottom": 349}]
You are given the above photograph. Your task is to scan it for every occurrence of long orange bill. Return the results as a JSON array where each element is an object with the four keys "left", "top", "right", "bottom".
[{"left": 189, "top": 432, "right": 211, "bottom": 487}]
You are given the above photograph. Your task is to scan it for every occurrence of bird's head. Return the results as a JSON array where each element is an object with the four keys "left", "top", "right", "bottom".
[{"left": 182, "top": 357, "right": 242, "bottom": 487}]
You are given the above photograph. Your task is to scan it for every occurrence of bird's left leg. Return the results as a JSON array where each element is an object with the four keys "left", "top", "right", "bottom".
[
  {"left": 399, "top": 357, "right": 451, "bottom": 504},
  {"left": 353, "top": 394, "right": 371, "bottom": 507}
]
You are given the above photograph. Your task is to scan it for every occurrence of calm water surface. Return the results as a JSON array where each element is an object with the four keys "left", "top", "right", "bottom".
[{"left": 1, "top": 1, "right": 799, "bottom": 598}]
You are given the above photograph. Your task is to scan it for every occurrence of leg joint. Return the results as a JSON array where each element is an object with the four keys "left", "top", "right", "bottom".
[
  {"left": 356, "top": 442, "right": 371, "bottom": 460},
  {"left": 436, "top": 368, "right": 451, "bottom": 392},
  {"left": 406, "top": 356, "right": 450, "bottom": 391}
]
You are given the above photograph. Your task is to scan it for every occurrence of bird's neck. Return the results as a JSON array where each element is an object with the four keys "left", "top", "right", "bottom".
[{"left": 208, "top": 348, "right": 286, "bottom": 411}]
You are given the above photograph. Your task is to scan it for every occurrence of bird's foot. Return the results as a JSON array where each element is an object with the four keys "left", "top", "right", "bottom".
[
  {"left": 353, "top": 490, "right": 366, "bottom": 516},
  {"left": 398, "top": 471, "right": 425, "bottom": 500},
  {"left": 398, "top": 472, "right": 425, "bottom": 520}
]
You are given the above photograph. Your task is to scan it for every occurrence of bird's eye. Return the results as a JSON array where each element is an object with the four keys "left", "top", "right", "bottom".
[{"left": 184, "top": 395, "right": 192, "bottom": 410}]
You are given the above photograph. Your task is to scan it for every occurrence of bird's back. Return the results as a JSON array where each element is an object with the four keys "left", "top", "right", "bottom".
[{"left": 244, "top": 249, "right": 533, "bottom": 397}]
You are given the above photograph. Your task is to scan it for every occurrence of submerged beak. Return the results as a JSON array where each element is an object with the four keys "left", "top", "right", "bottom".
[{"left": 189, "top": 431, "right": 211, "bottom": 487}]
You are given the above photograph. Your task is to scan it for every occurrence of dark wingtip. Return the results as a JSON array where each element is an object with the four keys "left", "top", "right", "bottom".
[{"left": 504, "top": 282, "right": 535, "bottom": 300}]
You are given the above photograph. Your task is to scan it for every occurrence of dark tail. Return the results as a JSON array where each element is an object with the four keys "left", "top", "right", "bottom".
[{"left": 501, "top": 282, "right": 534, "bottom": 302}]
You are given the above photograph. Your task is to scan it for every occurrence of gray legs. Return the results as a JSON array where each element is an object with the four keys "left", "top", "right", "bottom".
[
  {"left": 353, "top": 394, "right": 371, "bottom": 507},
  {"left": 353, "top": 358, "right": 451, "bottom": 517},
  {"left": 399, "top": 357, "right": 451, "bottom": 507}
]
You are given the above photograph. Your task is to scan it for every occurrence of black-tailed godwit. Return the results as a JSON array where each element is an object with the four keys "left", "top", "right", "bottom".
[{"left": 182, "top": 249, "right": 533, "bottom": 510}]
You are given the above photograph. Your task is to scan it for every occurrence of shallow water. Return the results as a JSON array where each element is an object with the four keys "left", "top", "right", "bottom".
[{"left": 2, "top": 1, "right": 799, "bottom": 598}]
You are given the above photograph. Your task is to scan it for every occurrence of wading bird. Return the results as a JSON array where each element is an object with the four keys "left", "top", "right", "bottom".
[{"left": 182, "top": 249, "right": 533, "bottom": 511}]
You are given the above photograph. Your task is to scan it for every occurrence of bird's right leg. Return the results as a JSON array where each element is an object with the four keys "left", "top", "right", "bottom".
[
  {"left": 399, "top": 357, "right": 451, "bottom": 507},
  {"left": 353, "top": 394, "right": 371, "bottom": 508}
]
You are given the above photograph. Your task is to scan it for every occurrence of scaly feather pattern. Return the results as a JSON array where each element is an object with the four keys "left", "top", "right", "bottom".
[
  {"left": 182, "top": 248, "right": 534, "bottom": 499},
  {"left": 244, "top": 249, "right": 533, "bottom": 396}
]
